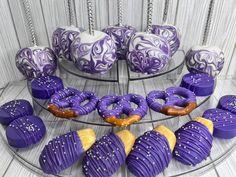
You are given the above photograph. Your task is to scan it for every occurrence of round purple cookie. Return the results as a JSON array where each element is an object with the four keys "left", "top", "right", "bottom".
[
  {"left": 52, "top": 26, "right": 81, "bottom": 61},
  {"left": 71, "top": 30, "right": 117, "bottom": 74},
  {"left": 146, "top": 86, "right": 197, "bottom": 116},
  {"left": 180, "top": 73, "right": 214, "bottom": 96},
  {"left": 83, "top": 133, "right": 126, "bottom": 177},
  {"left": 217, "top": 95, "right": 236, "bottom": 115},
  {"left": 185, "top": 46, "right": 224, "bottom": 77},
  {"left": 127, "top": 32, "right": 171, "bottom": 74},
  {"left": 173, "top": 121, "right": 213, "bottom": 166},
  {"left": 126, "top": 131, "right": 172, "bottom": 177},
  {"left": 151, "top": 24, "right": 180, "bottom": 56},
  {"left": 39, "top": 131, "right": 83, "bottom": 174},
  {"left": 15, "top": 46, "right": 57, "bottom": 80},
  {"left": 31, "top": 75, "right": 64, "bottom": 99},
  {"left": 102, "top": 25, "right": 137, "bottom": 60},
  {"left": 0, "top": 99, "right": 33, "bottom": 126},
  {"left": 203, "top": 108, "right": 236, "bottom": 139},
  {"left": 6, "top": 115, "right": 46, "bottom": 148}
]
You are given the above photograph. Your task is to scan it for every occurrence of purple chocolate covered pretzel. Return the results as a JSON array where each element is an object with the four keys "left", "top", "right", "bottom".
[
  {"left": 217, "top": 95, "right": 236, "bottom": 115},
  {"left": 203, "top": 108, "right": 236, "bottom": 139},
  {"left": 173, "top": 119, "right": 213, "bottom": 166},
  {"left": 48, "top": 88, "right": 98, "bottom": 118},
  {"left": 180, "top": 73, "right": 214, "bottom": 96},
  {"left": 146, "top": 87, "right": 197, "bottom": 116},
  {"left": 97, "top": 94, "right": 148, "bottom": 126},
  {"left": 31, "top": 75, "right": 64, "bottom": 99},
  {"left": 0, "top": 99, "right": 33, "bottom": 125}
]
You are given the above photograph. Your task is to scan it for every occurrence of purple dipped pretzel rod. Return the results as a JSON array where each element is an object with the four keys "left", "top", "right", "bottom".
[
  {"left": 146, "top": 87, "right": 197, "bottom": 116},
  {"left": 48, "top": 88, "right": 98, "bottom": 118},
  {"left": 97, "top": 93, "right": 148, "bottom": 126}
]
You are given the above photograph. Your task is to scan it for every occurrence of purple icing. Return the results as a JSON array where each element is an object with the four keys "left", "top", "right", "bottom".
[
  {"left": 203, "top": 108, "right": 236, "bottom": 139},
  {"left": 97, "top": 94, "right": 148, "bottom": 119},
  {"left": 49, "top": 88, "right": 98, "bottom": 115},
  {"left": 103, "top": 25, "right": 137, "bottom": 60},
  {"left": 180, "top": 73, "right": 214, "bottom": 96},
  {"left": 52, "top": 26, "right": 81, "bottom": 61},
  {"left": 39, "top": 131, "right": 84, "bottom": 175},
  {"left": 71, "top": 31, "right": 117, "bottom": 74},
  {"left": 151, "top": 24, "right": 180, "bottom": 56},
  {"left": 15, "top": 46, "right": 57, "bottom": 80},
  {"left": 127, "top": 32, "right": 171, "bottom": 74},
  {"left": 185, "top": 46, "right": 224, "bottom": 77},
  {"left": 6, "top": 115, "right": 46, "bottom": 148},
  {"left": 217, "top": 95, "right": 236, "bottom": 115},
  {"left": 83, "top": 133, "right": 126, "bottom": 177},
  {"left": 0, "top": 99, "right": 33, "bottom": 125},
  {"left": 173, "top": 121, "right": 213, "bottom": 166},
  {"left": 146, "top": 87, "right": 196, "bottom": 113},
  {"left": 126, "top": 131, "right": 172, "bottom": 177},
  {"left": 31, "top": 75, "right": 64, "bottom": 99}
]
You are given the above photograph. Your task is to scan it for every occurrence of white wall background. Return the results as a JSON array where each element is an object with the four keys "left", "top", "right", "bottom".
[{"left": 0, "top": 0, "right": 236, "bottom": 87}]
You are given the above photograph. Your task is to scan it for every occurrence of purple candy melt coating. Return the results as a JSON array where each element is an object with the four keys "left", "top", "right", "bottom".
[
  {"left": 49, "top": 88, "right": 98, "bottom": 115},
  {"left": 103, "top": 25, "right": 137, "bottom": 60},
  {"left": 173, "top": 121, "right": 213, "bottom": 166},
  {"left": 15, "top": 47, "right": 57, "bottom": 80},
  {"left": 0, "top": 99, "right": 33, "bottom": 125},
  {"left": 83, "top": 133, "right": 126, "bottom": 177},
  {"left": 146, "top": 86, "right": 196, "bottom": 113},
  {"left": 97, "top": 94, "right": 148, "bottom": 119},
  {"left": 52, "top": 27, "right": 81, "bottom": 61},
  {"left": 39, "top": 131, "right": 84, "bottom": 175},
  {"left": 203, "top": 108, "right": 236, "bottom": 139},
  {"left": 151, "top": 24, "right": 180, "bottom": 56},
  {"left": 127, "top": 33, "right": 171, "bottom": 74},
  {"left": 217, "top": 95, "right": 236, "bottom": 115},
  {"left": 180, "top": 73, "right": 214, "bottom": 96},
  {"left": 126, "top": 131, "right": 172, "bottom": 177},
  {"left": 31, "top": 75, "right": 64, "bottom": 99},
  {"left": 6, "top": 115, "right": 46, "bottom": 148}
]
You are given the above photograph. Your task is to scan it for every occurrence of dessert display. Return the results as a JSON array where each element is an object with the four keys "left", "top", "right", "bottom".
[
  {"left": 151, "top": 24, "right": 180, "bottom": 56},
  {"left": 126, "top": 0, "right": 171, "bottom": 74},
  {"left": 31, "top": 75, "right": 64, "bottom": 99},
  {"left": 97, "top": 94, "right": 148, "bottom": 126},
  {"left": 146, "top": 86, "right": 197, "bottom": 116},
  {"left": 48, "top": 87, "right": 98, "bottom": 118},
  {"left": 39, "top": 128, "right": 96, "bottom": 175},
  {"left": 82, "top": 130, "right": 135, "bottom": 177},
  {"left": 203, "top": 108, "right": 236, "bottom": 139},
  {"left": 52, "top": 26, "right": 81, "bottom": 61},
  {"left": 185, "top": 46, "right": 224, "bottom": 77},
  {"left": 102, "top": 0, "right": 137, "bottom": 60},
  {"left": 173, "top": 117, "right": 213, "bottom": 166},
  {"left": 71, "top": 0, "right": 117, "bottom": 74},
  {"left": 6, "top": 115, "right": 46, "bottom": 148},
  {"left": 217, "top": 95, "right": 236, "bottom": 115},
  {"left": 126, "top": 125, "right": 176, "bottom": 177},
  {"left": 0, "top": 99, "right": 33, "bottom": 126},
  {"left": 180, "top": 73, "right": 215, "bottom": 96}
]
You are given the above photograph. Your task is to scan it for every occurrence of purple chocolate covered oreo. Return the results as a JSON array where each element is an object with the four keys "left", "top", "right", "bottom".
[
  {"left": 0, "top": 99, "right": 33, "bottom": 125},
  {"left": 31, "top": 75, "right": 64, "bottom": 99},
  {"left": 217, "top": 95, "right": 236, "bottom": 115},
  {"left": 126, "top": 131, "right": 172, "bottom": 177},
  {"left": 173, "top": 121, "right": 213, "bottom": 166},
  {"left": 6, "top": 115, "right": 46, "bottom": 148},
  {"left": 103, "top": 25, "right": 137, "bottom": 60},
  {"left": 83, "top": 133, "right": 126, "bottom": 177},
  {"left": 180, "top": 73, "right": 214, "bottom": 96},
  {"left": 39, "top": 131, "right": 83, "bottom": 175},
  {"left": 203, "top": 108, "right": 236, "bottom": 139}
]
